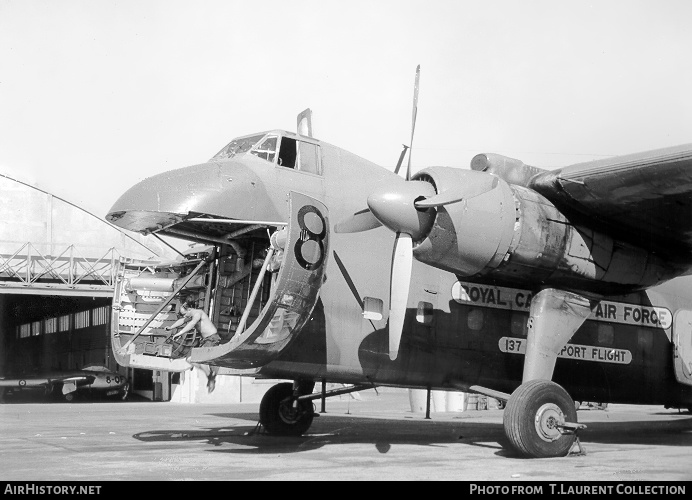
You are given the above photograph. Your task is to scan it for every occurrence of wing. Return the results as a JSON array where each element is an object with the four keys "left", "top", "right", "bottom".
[
  {"left": 529, "top": 143, "right": 692, "bottom": 264},
  {"left": 58, "top": 376, "right": 95, "bottom": 395},
  {"left": 61, "top": 376, "right": 95, "bottom": 387}
]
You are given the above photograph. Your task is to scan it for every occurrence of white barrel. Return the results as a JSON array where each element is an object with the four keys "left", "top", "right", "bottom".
[
  {"left": 445, "top": 391, "right": 466, "bottom": 412},
  {"left": 408, "top": 389, "right": 428, "bottom": 413},
  {"left": 431, "top": 390, "right": 446, "bottom": 411}
]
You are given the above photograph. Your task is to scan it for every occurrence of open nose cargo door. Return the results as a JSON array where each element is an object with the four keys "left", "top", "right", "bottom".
[{"left": 110, "top": 192, "right": 329, "bottom": 372}]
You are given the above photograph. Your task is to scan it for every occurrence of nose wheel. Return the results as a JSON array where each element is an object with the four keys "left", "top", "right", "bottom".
[{"left": 503, "top": 380, "right": 580, "bottom": 458}]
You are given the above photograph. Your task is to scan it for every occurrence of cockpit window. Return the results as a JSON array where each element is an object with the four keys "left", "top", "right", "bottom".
[
  {"left": 210, "top": 132, "right": 321, "bottom": 175},
  {"left": 211, "top": 134, "right": 265, "bottom": 160},
  {"left": 251, "top": 135, "right": 279, "bottom": 163}
]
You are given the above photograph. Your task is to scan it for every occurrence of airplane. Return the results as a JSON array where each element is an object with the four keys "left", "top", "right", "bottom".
[
  {"left": 104, "top": 69, "right": 692, "bottom": 458},
  {"left": 0, "top": 365, "right": 130, "bottom": 402}
]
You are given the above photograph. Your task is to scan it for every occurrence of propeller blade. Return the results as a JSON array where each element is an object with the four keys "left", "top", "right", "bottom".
[
  {"left": 414, "top": 175, "right": 499, "bottom": 208},
  {"left": 389, "top": 232, "right": 413, "bottom": 361},
  {"left": 393, "top": 144, "right": 409, "bottom": 175},
  {"left": 406, "top": 65, "right": 420, "bottom": 181},
  {"left": 334, "top": 208, "right": 382, "bottom": 234}
]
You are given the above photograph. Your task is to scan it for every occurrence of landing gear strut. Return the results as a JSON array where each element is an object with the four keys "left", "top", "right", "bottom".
[
  {"left": 503, "top": 380, "right": 580, "bottom": 458},
  {"left": 503, "top": 288, "right": 595, "bottom": 458},
  {"left": 259, "top": 381, "right": 373, "bottom": 436}
]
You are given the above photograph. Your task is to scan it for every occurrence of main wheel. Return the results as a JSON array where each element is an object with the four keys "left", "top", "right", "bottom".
[
  {"left": 503, "top": 380, "right": 578, "bottom": 458},
  {"left": 259, "top": 382, "right": 314, "bottom": 436}
]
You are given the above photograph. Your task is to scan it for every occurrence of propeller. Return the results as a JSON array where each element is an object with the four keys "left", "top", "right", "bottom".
[
  {"left": 389, "top": 233, "right": 412, "bottom": 360},
  {"left": 333, "top": 207, "right": 382, "bottom": 234},
  {"left": 393, "top": 145, "right": 409, "bottom": 177},
  {"left": 335, "top": 172, "right": 498, "bottom": 233},
  {"left": 365, "top": 180, "right": 435, "bottom": 360},
  {"left": 406, "top": 64, "right": 420, "bottom": 181},
  {"left": 387, "top": 66, "right": 420, "bottom": 359},
  {"left": 336, "top": 176, "right": 500, "bottom": 361},
  {"left": 335, "top": 65, "right": 499, "bottom": 361}
]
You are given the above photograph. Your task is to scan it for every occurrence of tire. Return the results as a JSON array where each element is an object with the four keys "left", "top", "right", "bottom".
[
  {"left": 64, "top": 392, "right": 76, "bottom": 402},
  {"left": 259, "top": 382, "right": 314, "bottom": 436},
  {"left": 503, "top": 380, "right": 578, "bottom": 458}
]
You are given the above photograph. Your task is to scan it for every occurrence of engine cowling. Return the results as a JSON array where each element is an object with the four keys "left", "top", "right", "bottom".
[{"left": 412, "top": 167, "right": 673, "bottom": 293}]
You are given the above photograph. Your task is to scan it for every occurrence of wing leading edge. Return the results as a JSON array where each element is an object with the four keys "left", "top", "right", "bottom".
[{"left": 529, "top": 143, "right": 692, "bottom": 267}]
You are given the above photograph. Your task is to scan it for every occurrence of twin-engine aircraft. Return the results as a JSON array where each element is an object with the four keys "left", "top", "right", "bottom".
[
  {"left": 0, "top": 365, "right": 129, "bottom": 402},
  {"left": 106, "top": 91, "right": 692, "bottom": 458}
]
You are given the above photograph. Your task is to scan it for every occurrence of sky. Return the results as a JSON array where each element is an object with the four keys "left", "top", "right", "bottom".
[{"left": 1, "top": 0, "right": 691, "bottom": 219}]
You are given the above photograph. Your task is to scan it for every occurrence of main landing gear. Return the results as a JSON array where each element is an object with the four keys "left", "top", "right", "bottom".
[
  {"left": 503, "top": 380, "right": 584, "bottom": 458},
  {"left": 500, "top": 288, "right": 594, "bottom": 458},
  {"left": 258, "top": 381, "right": 373, "bottom": 436},
  {"left": 259, "top": 382, "right": 316, "bottom": 436}
]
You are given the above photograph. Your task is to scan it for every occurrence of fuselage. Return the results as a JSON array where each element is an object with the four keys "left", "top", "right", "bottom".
[
  {"left": 0, "top": 368, "right": 129, "bottom": 400},
  {"left": 107, "top": 130, "right": 692, "bottom": 409},
  {"left": 261, "top": 268, "right": 692, "bottom": 408}
]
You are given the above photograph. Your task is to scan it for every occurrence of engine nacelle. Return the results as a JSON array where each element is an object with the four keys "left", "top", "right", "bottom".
[
  {"left": 412, "top": 167, "right": 673, "bottom": 293},
  {"left": 470, "top": 152, "right": 547, "bottom": 187}
]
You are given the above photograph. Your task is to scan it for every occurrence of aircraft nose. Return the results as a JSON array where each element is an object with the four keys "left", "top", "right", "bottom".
[{"left": 106, "top": 159, "right": 282, "bottom": 233}]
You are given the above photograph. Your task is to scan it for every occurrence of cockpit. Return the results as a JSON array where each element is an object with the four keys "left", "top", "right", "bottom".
[{"left": 211, "top": 131, "right": 322, "bottom": 175}]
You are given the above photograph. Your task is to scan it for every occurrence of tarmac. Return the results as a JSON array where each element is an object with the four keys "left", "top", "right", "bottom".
[{"left": 1, "top": 388, "right": 691, "bottom": 482}]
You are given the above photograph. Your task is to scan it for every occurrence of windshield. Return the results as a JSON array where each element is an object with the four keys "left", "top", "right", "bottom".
[
  {"left": 211, "top": 134, "right": 265, "bottom": 160},
  {"left": 251, "top": 135, "right": 279, "bottom": 163}
]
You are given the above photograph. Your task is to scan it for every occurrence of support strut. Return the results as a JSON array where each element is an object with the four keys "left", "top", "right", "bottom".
[
  {"left": 235, "top": 246, "right": 274, "bottom": 335},
  {"left": 295, "top": 384, "right": 374, "bottom": 403},
  {"left": 522, "top": 288, "right": 599, "bottom": 382}
]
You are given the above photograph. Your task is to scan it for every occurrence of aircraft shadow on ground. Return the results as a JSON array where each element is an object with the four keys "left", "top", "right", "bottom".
[
  {"left": 130, "top": 411, "right": 692, "bottom": 457},
  {"left": 572, "top": 416, "right": 692, "bottom": 445},
  {"left": 131, "top": 412, "right": 506, "bottom": 455}
]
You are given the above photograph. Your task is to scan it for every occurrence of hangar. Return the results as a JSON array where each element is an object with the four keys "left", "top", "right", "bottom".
[{"left": 0, "top": 173, "right": 170, "bottom": 399}]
